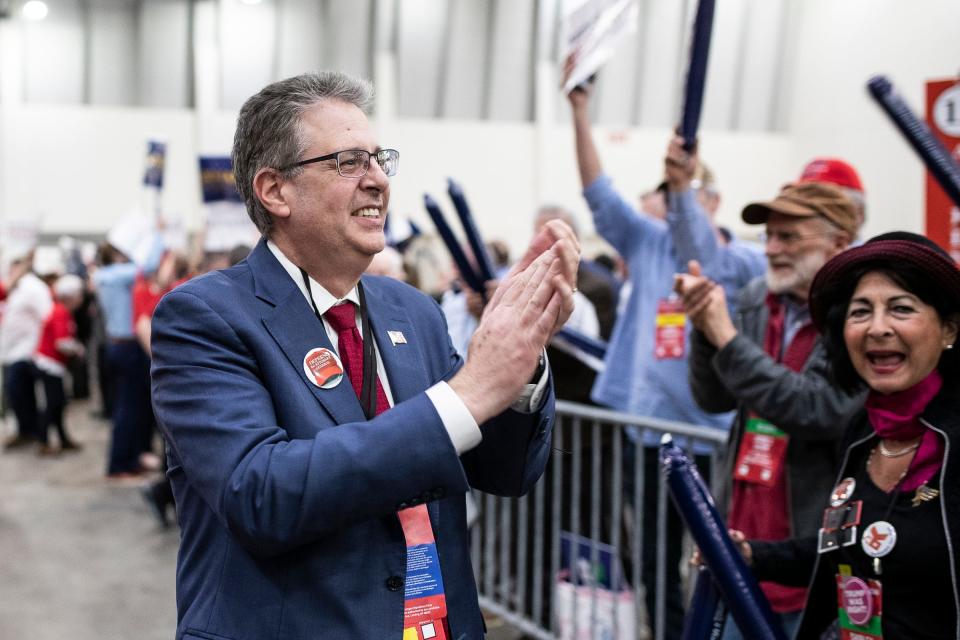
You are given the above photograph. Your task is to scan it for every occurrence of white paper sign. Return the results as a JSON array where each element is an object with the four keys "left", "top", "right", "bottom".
[
  {"left": 560, "top": 0, "right": 639, "bottom": 93},
  {"left": 204, "top": 202, "right": 259, "bottom": 252}
]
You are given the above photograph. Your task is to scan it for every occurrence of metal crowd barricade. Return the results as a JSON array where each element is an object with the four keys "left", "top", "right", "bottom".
[{"left": 471, "top": 400, "right": 728, "bottom": 640}]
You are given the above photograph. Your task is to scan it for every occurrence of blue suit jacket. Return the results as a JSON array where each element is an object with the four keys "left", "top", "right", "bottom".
[{"left": 150, "top": 240, "right": 554, "bottom": 640}]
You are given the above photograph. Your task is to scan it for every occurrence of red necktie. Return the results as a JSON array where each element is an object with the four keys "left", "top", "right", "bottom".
[
  {"left": 324, "top": 301, "right": 451, "bottom": 640},
  {"left": 323, "top": 302, "right": 390, "bottom": 415}
]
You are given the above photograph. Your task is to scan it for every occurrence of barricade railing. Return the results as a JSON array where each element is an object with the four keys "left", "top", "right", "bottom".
[{"left": 472, "top": 400, "right": 728, "bottom": 640}]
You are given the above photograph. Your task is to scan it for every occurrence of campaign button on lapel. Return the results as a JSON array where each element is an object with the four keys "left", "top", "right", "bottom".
[
  {"left": 861, "top": 520, "right": 897, "bottom": 558},
  {"left": 830, "top": 477, "right": 856, "bottom": 507},
  {"left": 303, "top": 347, "right": 343, "bottom": 389}
]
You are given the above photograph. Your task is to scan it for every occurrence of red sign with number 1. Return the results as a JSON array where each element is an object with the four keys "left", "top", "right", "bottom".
[{"left": 925, "top": 78, "right": 960, "bottom": 260}]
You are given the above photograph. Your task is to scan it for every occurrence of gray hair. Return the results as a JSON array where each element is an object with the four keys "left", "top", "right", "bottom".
[
  {"left": 232, "top": 72, "right": 375, "bottom": 235},
  {"left": 534, "top": 204, "right": 580, "bottom": 239}
]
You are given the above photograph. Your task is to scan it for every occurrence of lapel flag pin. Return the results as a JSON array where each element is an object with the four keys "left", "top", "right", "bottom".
[{"left": 388, "top": 330, "right": 407, "bottom": 346}]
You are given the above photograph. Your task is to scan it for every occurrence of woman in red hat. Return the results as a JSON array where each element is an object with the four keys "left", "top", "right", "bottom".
[{"left": 731, "top": 231, "right": 960, "bottom": 638}]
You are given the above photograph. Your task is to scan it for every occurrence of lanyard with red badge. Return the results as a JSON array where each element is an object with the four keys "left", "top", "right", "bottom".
[
  {"left": 400, "top": 506, "right": 450, "bottom": 640},
  {"left": 732, "top": 415, "right": 789, "bottom": 487},
  {"left": 654, "top": 297, "right": 686, "bottom": 359},
  {"left": 300, "top": 271, "right": 451, "bottom": 640}
]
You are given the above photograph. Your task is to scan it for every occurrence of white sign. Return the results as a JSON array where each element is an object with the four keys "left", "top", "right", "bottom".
[
  {"left": 1, "top": 216, "right": 40, "bottom": 263},
  {"left": 560, "top": 0, "right": 639, "bottom": 93},
  {"left": 204, "top": 201, "right": 260, "bottom": 252},
  {"left": 933, "top": 84, "right": 960, "bottom": 137}
]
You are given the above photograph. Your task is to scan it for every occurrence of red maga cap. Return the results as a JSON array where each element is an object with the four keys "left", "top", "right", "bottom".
[{"left": 798, "top": 158, "right": 864, "bottom": 193}]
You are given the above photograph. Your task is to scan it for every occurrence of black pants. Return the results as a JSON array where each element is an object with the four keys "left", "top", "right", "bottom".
[
  {"left": 4, "top": 360, "right": 40, "bottom": 440},
  {"left": 38, "top": 370, "right": 71, "bottom": 446},
  {"left": 105, "top": 341, "right": 153, "bottom": 474}
]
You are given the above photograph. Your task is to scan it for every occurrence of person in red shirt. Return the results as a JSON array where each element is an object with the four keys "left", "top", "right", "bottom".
[
  {"left": 34, "top": 274, "right": 86, "bottom": 455},
  {"left": 135, "top": 250, "right": 191, "bottom": 526}
]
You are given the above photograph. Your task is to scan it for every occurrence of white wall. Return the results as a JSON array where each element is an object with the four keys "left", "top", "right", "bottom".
[
  {"left": 22, "top": 0, "right": 84, "bottom": 104},
  {"left": 2, "top": 0, "right": 960, "bottom": 257},
  {"left": 0, "top": 102, "right": 790, "bottom": 258},
  {"left": 785, "top": 0, "right": 960, "bottom": 239}
]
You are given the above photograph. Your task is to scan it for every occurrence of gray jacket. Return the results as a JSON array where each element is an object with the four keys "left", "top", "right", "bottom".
[{"left": 688, "top": 276, "right": 866, "bottom": 538}]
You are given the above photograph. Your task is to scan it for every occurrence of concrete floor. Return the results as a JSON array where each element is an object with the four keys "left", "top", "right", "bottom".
[
  {"left": 0, "top": 398, "right": 523, "bottom": 640},
  {"left": 0, "top": 399, "right": 178, "bottom": 640}
]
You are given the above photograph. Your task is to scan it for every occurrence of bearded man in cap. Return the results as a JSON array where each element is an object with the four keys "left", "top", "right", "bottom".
[{"left": 674, "top": 182, "right": 867, "bottom": 639}]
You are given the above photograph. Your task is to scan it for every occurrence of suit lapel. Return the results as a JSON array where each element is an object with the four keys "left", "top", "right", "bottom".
[
  {"left": 362, "top": 276, "right": 429, "bottom": 403},
  {"left": 251, "top": 252, "right": 445, "bottom": 526},
  {"left": 362, "top": 277, "right": 441, "bottom": 524},
  {"left": 249, "top": 241, "right": 366, "bottom": 426}
]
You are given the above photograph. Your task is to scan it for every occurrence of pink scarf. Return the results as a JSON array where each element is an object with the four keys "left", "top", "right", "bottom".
[{"left": 864, "top": 369, "right": 945, "bottom": 492}]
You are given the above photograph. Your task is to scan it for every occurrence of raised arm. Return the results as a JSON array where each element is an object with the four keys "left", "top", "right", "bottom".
[
  {"left": 568, "top": 85, "right": 602, "bottom": 189},
  {"left": 664, "top": 136, "right": 765, "bottom": 293}
]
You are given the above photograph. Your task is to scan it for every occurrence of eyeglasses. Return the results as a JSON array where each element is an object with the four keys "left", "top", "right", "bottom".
[
  {"left": 281, "top": 148, "right": 399, "bottom": 178},
  {"left": 762, "top": 230, "right": 836, "bottom": 247}
]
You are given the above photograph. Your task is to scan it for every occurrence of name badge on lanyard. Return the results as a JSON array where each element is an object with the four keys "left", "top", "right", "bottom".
[
  {"left": 399, "top": 505, "right": 450, "bottom": 640},
  {"left": 732, "top": 416, "right": 789, "bottom": 487},
  {"left": 836, "top": 568, "right": 884, "bottom": 639},
  {"left": 654, "top": 297, "right": 686, "bottom": 360}
]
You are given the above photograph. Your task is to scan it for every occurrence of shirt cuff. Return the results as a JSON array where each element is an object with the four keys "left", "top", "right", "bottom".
[
  {"left": 426, "top": 382, "right": 482, "bottom": 454},
  {"left": 510, "top": 350, "right": 550, "bottom": 414}
]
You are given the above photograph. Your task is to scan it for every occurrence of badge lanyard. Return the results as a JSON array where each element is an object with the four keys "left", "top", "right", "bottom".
[
  {"left": 861, "top": 448, "right": 909, "bottom": 577},
  {"left": 300, "top": 268, "right": 378, "bottom": 420}
]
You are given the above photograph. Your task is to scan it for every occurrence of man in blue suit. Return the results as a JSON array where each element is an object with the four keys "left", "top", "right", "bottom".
[{"left": 150, "top": 71, "right": 578, "bottom": 640}]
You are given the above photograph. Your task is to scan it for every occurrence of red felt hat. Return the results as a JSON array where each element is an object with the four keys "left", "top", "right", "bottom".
[
  {"left": 798, "top": 158, "right": 864, "bottom": 194},
  {"left": 809, "top": 232, "right": 960, "bottom": 332}
]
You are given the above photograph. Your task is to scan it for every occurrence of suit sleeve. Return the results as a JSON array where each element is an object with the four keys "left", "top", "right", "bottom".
[
  {"left": 427, "top": 295, "right": 555, "bottom": 498},
  {"left": 151, "top": 289, "right": 476, "bottom": 557},
  {"left": 152, "top": 287, "right": 554, "bottom": 557}
]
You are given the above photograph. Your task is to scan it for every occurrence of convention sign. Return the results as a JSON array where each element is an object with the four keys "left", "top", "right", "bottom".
[
  {"left": 199, "top": 156, "right": 258, "bottom": 252},
  {"left": 925, "top": 78, "right": 960, "bottom": 260}
]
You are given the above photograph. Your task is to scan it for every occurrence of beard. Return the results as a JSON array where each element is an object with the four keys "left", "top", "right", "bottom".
[{"left": 766, "top": 249, "right": 830, "bottom": 297}]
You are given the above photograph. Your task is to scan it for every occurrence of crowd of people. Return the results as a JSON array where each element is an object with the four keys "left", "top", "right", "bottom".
[{"left": 1, "top": 68, "right": 957, "bottom": 640}]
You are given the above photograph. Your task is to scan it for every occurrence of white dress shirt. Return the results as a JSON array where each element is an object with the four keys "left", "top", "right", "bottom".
[{"left": 0, "top": 272, "right": 53, "bottom": 365}]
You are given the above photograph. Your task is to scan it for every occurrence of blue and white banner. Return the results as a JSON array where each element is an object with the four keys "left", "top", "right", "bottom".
[
  {"left": 198, "top": 156, "right": 259, "bottom": 252},
  {"left": 143, "top": 139, "right": 166, "bottom": 189}
]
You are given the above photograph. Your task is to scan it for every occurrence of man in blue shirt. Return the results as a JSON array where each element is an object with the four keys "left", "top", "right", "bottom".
[
  {"left": 568, "top": 83, "right": 765, "bottom": 638},
  {"left": 93, "top": 220, "right": 165, "bottom": 477}
]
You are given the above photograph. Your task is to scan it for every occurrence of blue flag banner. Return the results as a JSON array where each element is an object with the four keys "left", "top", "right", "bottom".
[
  {"left": 198, "top": 155, "right": 258, "bottom": 252},
  {"left": 143, "top": 139, "right": 166, "bottom": 189},
  {"left": 199, "top": 156, "right": 243, "bottom": 204}
]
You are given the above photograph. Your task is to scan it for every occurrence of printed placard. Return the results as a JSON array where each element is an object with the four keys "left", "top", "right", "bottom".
[
  {"left": 732, "top": 417, "right": 789, "bottom": 487},
  {"left": 836, "top": 575, "right": 883, "bottom": 639},
  {"left": 654, "top": 297, "right": 686, "bottom": 359},
  {"left": 399, "top": 505, "right": 448, "bottom": 640}
]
